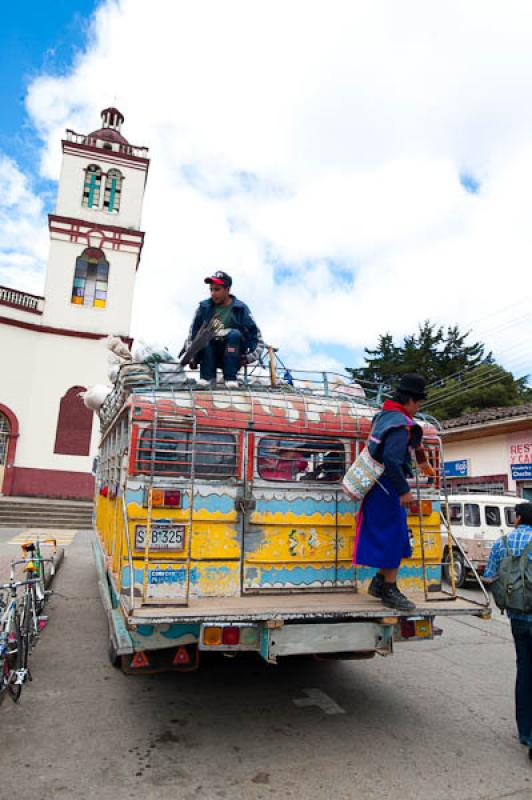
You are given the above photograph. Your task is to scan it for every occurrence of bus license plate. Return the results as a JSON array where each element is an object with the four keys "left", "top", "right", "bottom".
[{"left": 134, "top": 525, "right": 186, "bottom": 551}]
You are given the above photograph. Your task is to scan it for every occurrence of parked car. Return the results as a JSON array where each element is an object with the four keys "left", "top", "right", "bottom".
[{"left": 441, "top": 494, "right": 517, "bottom": 587}]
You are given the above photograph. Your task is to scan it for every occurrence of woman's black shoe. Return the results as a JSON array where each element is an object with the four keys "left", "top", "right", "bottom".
[
  {"left": 368, "top": 573, "right": 384, "bottom": 598},
  {"left": 381, "top": 582, "right": 416, "bottom": 612}
]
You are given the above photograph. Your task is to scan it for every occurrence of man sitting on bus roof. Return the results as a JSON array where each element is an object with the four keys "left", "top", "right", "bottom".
[{"left": 183, "top": 271, "right": 264, "bottom": 389}]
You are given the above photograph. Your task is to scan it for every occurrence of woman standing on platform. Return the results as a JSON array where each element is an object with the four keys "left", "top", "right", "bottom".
[{"left": 353, "top": 373, "right": 428, "bottom": 612}]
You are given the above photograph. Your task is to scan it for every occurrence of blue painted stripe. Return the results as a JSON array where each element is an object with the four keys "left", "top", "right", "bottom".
[
  {"left": 246, "top": 563, "right": 441, "bottom": 586},
  {"left": 136, "top": 623, "right": 199, "bottom": 640},
  {"left": 255, "top": 497, "right": 356, "bottom": 516},
  {"left": 125, "top": 488, "right": 235, "bottom": 515}
]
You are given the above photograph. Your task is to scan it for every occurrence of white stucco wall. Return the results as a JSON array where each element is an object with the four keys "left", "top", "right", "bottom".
[
  {"left": 0, "top": 322, "right": 106, "bottom": 472},
  {"left": 444, "top": 435, "right": 516, "bottom": 490}
]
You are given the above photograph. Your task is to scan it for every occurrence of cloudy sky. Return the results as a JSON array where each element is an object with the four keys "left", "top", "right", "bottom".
[{"left": 1, "top": 0, "right": 532, "bottom": 381}]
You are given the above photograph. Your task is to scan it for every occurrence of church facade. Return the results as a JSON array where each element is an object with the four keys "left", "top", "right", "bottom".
[{"left": 0, "top": 108, "right": 149, "bottom": 499}]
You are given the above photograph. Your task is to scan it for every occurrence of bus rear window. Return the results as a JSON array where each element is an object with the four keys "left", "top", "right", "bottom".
[
  {"left": 137, "top": 428, "right": 237, "bottom": 478},
  {"left": 257, "top": 438, "right": 345, "bottom": 483},
  {"left": 464, "top": 503, "right": 481, "bottom": 527}
]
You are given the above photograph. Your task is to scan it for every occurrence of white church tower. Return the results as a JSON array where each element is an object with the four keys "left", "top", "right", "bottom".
[
  {"left": 0, "top": 108, "right": 149, "bottom": 500},
  {"left": 42, "top": 107, "right": 149, "bottom": 335}
]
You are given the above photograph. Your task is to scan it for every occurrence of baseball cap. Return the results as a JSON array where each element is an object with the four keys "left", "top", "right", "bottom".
[{"left": 204, "top": 270, "right": 232, "bottom": 288}]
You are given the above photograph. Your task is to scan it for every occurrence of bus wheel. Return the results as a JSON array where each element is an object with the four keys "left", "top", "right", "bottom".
[{"left": 444, "top": 550, "right": 466, "bottom": 588}]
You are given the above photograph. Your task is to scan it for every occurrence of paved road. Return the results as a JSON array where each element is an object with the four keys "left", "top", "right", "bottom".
[{"left": 0, "top": 528, "right": 530, "bottom": 800}]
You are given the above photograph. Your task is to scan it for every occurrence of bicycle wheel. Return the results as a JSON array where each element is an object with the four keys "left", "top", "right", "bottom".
[{"left": 0, "top": 616, "right": 24, "bottom": 704}]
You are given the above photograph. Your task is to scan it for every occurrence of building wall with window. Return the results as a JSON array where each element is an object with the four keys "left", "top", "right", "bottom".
[
  {"left": 0, "top": 108, "right": 149, "bottom": 499},
  {"left": 441, "top": 405, "right": 532, "bottom": 500}
]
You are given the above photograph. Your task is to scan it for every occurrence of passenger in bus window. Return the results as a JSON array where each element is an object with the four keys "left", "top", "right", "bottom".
[
  {"left": 354, "top": 373, "right": 427, "bottom": 612},
  {"left": 181, "top": 271, "right": 264, "bottom": 389},
  {"left": 259, "top": 443, "right": 308, "bottom": 481}
]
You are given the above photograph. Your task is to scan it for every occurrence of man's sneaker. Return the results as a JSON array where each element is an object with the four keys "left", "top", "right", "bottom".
[
  {"left": 380, "top": 583, "right": 416, "bottom": 612},
  {"left": 196, "top": 378, "right": 213, "bottom": 388},
  {"left": 224, "top": 380, "right": 239, "bottom": 389},
  {"left": 368, "top": 572, "right": 385, "bottom": 598}
]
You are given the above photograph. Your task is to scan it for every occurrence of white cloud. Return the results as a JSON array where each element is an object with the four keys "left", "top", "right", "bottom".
[
  {"left": 14, "top": 0, "right": 532, "bottom": 378},
  {"left": 0, "top": 155, "right": 48, "bottom": 293}
]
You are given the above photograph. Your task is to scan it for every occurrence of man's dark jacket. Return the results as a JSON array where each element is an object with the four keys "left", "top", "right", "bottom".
[{"left": 183, "top": 295, "right": 264, "bottom": 364}]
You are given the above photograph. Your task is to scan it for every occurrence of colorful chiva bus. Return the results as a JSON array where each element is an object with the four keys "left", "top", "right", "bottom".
[{"left": 93, "top": 385, "right": 474, "bottom": 671}]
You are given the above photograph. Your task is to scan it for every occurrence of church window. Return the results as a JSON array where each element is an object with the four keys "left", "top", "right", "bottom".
[
  {"left": 54, "top": 386, "right": 93, "bottom": 456},
  {"left": 82, "top": 164, "right": 102, "bottom": 208},
  {"left": 71, "top": 248, "right": 109, "bottom": 308},
  {"left": 103, "top": 169, "right": 122, "bottom": 213}
]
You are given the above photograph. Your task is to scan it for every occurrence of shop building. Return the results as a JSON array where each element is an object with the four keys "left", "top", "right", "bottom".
[{"left": 441, "top": 404, "right": 532, "bottom": 500}]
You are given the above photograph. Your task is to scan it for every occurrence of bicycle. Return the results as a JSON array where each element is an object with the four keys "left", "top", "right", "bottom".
[
  {"left": 20, "top": 539, "right": 57, "bottom": 614},
  {"left": 0, "top": 575, "right": 38, "bottom": 705},
  {"left": 11, "top": 559, "right": 48, "bottom": 650}
]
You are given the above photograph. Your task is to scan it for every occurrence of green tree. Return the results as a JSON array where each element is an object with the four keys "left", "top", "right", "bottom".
[{"left": 347, "top": 321, "right": 530, "bottom": 420}]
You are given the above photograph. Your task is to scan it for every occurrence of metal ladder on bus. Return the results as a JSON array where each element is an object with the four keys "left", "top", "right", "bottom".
[
  {"left": 413, "top": 442, "right": 490, "bottom": 609},
  {"left": 140, "top": 381, "right": 197, "bottom": 607}
]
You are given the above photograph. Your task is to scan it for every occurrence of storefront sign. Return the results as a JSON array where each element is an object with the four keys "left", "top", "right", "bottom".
[
  {"left": 511, "top": 463, "right": 532, "bottom": 480},
  {"left": 444, "top": 459, "right": 469, "bottom": 478},
  {"left": 508, "top": 433, "right": 532, "bottom": 482}
]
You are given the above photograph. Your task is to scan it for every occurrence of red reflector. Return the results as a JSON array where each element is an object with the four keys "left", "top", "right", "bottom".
[
  {"left": 130, "top": 651, "right": 150, "bottom": 669},
  {"left": 173, "top": 646, "right": 190, "bottom": 665},
  {"left": 400, "top": 620, "right": 416, "bottom": 639},
  {"left": 410, "top": 501, "right": 419, "bottom": 515},
  {"left": 222, "top": 626, "right": 240, "bottom": 645},
  {"left": 164, "top": 490, "right": 181, "bottom": 507}
]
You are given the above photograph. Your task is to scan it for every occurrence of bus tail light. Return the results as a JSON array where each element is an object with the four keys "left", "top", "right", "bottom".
[
  {"left": 147, "top": 489, "right": 182, "bottom": 507},
  {"left": 410, "top": 500, "right": 432, "bottom": 516},
  {"left": 203, "top": 626, "right": 223, "bottom": 646},
  {"left": 201, "top": 624, "right": 260, "bottom": 650},
  {"left": 222, "top": 627, "right": 240, "bottom": 646},
  {"left": 164, "top": 491, "right": 181, "bottom": 506}
]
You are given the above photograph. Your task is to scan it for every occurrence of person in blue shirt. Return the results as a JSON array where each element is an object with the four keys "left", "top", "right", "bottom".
[{"left": 484, "top": 502, "right": 532, "bottom": 760}]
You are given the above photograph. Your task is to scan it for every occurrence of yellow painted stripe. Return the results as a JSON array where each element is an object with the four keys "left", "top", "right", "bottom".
[{"left": 8, "top": 530, "right": 77, "bottom": 546}]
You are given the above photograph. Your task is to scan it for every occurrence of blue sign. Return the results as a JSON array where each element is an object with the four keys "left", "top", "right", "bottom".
[
  {"left": 444, "top": 459, "right": 469, "bottom": 478},
  {"left": 511, "top": 463, "right": 532, "bottom": 480},
  {"left": 149, "top": 568, "right": 185, "bottom": 584}
]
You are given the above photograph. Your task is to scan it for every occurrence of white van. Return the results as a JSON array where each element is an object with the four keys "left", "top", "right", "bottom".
[{"left": 441, "top": 494, "right": 518, "bottom": 587}]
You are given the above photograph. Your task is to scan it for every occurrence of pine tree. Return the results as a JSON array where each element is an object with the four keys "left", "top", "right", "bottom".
[{"left": 346, "top": 322, "right": 530, "bottom": 420}]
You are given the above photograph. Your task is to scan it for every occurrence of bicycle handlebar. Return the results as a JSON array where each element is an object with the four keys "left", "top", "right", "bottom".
[{"left": 0, "top": 577, "right": 39, "bottom": 591}]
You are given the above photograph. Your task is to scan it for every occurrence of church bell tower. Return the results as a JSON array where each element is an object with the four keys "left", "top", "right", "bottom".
[{"left": 41, "top": 107, "right": 149, "bottom": 336}]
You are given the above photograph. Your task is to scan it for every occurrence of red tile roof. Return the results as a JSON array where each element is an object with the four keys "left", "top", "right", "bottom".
[{"left": 442, "top": 404, "right": 532, "bottom": 430}]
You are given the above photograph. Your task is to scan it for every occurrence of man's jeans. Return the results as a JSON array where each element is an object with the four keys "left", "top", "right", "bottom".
[
  {"left": 511, "top": 617, "right": 532, "bottom": 746},
  {"left": 199, "top": 330, "right": 243, "bottom": 381}
]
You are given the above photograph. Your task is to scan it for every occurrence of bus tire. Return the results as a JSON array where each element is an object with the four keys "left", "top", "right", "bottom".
[{"left": 444, "top": 549, "right": 466, "bottom": 588}]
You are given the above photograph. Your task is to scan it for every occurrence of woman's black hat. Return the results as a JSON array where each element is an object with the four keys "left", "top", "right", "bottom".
[{"left": 396, "top": 373, "right": 427, "bottom": 400}]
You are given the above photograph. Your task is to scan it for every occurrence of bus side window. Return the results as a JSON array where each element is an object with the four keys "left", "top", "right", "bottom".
[
  {"left": 257, "top": 438, "right": 345, "bottom": 483},
  {"left": 464, "top": 503, "right": 480, "bottom": 527},
  {"left": 505, "top": 506, "right": 517, "bottom": 526},
  {"left": 485, "top": 505, "right": 501, "bottom": 526},
  {"left": 137, "top": 428, "right": 237, "bottom": 479}
]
